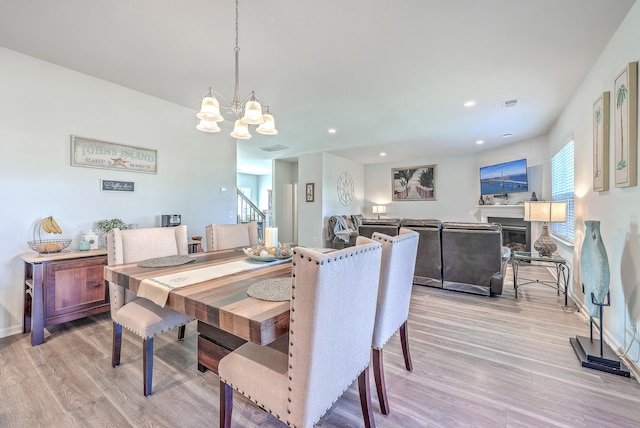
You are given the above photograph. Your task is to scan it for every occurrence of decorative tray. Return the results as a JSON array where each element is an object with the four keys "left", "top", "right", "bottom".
[{"left": 244, "top": 245, "right": 292, "bottom": 262}]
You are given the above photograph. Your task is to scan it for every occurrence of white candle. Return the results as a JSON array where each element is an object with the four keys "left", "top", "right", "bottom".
[{"left": 265, "top": 227, "right": 278, "bottom": 248}]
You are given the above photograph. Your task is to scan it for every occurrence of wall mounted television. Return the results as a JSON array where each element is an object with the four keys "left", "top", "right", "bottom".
[{"left": 480, "top": 158, "right": 528, "bottom": 196}]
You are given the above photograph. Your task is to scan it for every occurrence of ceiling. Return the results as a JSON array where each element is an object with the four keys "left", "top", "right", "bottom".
[{"left": 1, "top": 0, "right": 636, "bottom": 174}]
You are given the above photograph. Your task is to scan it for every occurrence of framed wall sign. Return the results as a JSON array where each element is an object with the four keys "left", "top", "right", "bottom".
[
  {"left": 305, "top": 183, "right": 315, "bottom": 202},
  {"left": 101, "top": 179, "right": 135, "bottom": 192},
  {"left": 71, "top": 135, "right": 157, "bottom": 174}
]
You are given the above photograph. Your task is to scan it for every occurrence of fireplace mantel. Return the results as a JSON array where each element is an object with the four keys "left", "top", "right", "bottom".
[{"left": 477, "top": 205, "right": 525, "bottom": 222}]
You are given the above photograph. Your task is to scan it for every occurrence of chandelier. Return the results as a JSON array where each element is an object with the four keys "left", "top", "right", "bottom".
[{"left": 196, "top": 0, "right": 277, "bottom": 139}]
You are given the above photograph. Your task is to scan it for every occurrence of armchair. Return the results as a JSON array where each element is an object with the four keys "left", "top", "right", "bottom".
[
  {"left": 370, "top": 228, "right": 419, "bottom": 415},
  {"left": 107, "top": 225, "right": 195, "bottom": 396},
  {"left": 218, "top": 239, "right": 383, "bottom": 428},
  {"left": 205, "top": 222, "right": 259, "bottom": 251}
]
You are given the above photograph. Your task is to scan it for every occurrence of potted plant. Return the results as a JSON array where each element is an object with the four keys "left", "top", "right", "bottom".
[{"left": 95, "top": 218, "right": 135, "bottom": 235}]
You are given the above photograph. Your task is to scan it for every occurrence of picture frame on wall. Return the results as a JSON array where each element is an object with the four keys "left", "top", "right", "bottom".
[
  {"left": 305, "top": 183, "right": 314, "bottom": 202},
  {"left": 593, "top": 92, "right": 610, "bottom": 192},
  {"left": 391, "top": 164, "right": 436, "bottom": 201},
  {"left": 613, "top": 61, "right": 638, "bottom": 188}
]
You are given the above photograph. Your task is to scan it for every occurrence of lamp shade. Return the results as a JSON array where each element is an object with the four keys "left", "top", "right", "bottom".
[
  {"left": 524, "top": 201, "right": 567, "bottom": 223},
  {"left": 197, "top": 96, "right": 224, "bottom": 122},
  {"left": 196, "top": 119, "right": 221, "bottom": 133},
  {"left": 241, "top": 100, "right": 265, "bottom": 124},
  {"left": 256, "top": 114, "right": 278, "bottom": 135},
  {"left": 230, "top": 119, "right": 251, "bottom": 139},
  {"left": 372, "top": 205, "right": 387, "bottom": 214}
]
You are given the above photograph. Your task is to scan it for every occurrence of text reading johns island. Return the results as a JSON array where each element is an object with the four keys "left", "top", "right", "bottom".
[{"left": 71, "top": 136, "right": 157, "bottom": 174}]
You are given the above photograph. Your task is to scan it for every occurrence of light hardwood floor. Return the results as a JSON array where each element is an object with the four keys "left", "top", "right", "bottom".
[{"left": 1, "top": 265, "right": 639, "bottom": 427}]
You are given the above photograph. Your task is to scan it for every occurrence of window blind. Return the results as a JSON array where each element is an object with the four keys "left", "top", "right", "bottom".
[{"left": 551, "top": 141, "right": 575, "bottom": 242}]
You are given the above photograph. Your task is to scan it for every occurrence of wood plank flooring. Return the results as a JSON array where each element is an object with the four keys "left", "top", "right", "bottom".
[{"left": 1, "top": 265, "right": 639, "bottom": 427}]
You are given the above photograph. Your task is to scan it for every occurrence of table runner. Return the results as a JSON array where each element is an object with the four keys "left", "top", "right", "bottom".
[{"left": 138, "top": 258, "right": 291, "bottom": 307}]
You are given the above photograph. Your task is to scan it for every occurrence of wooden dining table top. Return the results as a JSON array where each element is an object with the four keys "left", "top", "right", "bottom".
[{"left": 103, "top": 249, "right": 292, "bottom": 345}]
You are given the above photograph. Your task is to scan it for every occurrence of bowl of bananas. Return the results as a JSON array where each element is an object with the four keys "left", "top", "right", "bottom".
[{"left": 28, "top": 216, "right": 71, "bottom": 254}]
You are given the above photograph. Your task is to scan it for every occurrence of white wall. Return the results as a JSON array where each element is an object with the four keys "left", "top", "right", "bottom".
[
  {"left": 0, "top": 48, "right": 237, "bottom": 337},
  {"left": 321, "top": 153, "right": 365, "bottom": 243},
  {"left": 272, "top": 159, "right": 297, "bottom": 244},
  {"left": 297, "top": 153, "right": 323, "bottom": 247},
  {"left": 549, "top": 2, "right": 640, "bottom": 368},
  {"left": 364, "top": 140, "right": 546, "bottom": 222}
]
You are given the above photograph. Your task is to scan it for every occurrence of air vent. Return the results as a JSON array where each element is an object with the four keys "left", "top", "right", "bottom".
[
  {"left": 502, "top": 99, "right": 518, "bottom": 108},
  {"left": 502, "top": 132, "right": 513, "bottom": 138},
  {"left": 259, "top": 144, "right": 289, "bottom": 152}
]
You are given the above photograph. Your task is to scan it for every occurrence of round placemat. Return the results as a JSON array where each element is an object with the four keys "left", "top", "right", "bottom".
[
  {"left": 137, "top": 255, "right": 196, "bottom": 268},
  {"left": 247, "top": 278, "right": 292, "bottom": 301}
]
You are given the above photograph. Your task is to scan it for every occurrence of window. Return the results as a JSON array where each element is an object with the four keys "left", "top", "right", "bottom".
[{"left": 551, "top": 140, "right": 574, "bottom": 242}]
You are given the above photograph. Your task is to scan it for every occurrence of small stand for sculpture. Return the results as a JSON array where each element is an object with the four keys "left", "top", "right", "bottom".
[{"left": 570, "top": 290, "right": 630, "bottom": 377}]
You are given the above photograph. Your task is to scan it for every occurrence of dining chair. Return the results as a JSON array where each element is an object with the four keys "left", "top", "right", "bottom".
[
  {"left": 107, "top": 225, "right": 195, "bottom": 397},
  {"left": 205, "top": 221, "right": 259, "bottom": 251},
  {"left": 369, "top": 228, "right": 419, "bottom": 415},
  {"left": 218, "top": 238, "right": 383, "bottom": 428}
]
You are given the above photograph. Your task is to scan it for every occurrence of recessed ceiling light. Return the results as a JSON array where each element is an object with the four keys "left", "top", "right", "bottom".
[
  {"left": 328, "top": 128, "right": 336, "bottom": 134},
  {"left": 476, "top": 140, "right": 484, "bottom": 145},
  {"left": 464, "top": 100, "right": 477, "bottom": 107},
  {"left": 379, "top": 152, "right": 386, "bottom": 157}
]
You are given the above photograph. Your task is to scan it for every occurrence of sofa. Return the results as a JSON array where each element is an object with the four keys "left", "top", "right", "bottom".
[
  {"left": 440, "top": 222, "right": 509, "bottom": 296},
  {"left": 327, "top": 214, "right": 363, "bottom": 249},
  {"left": 400, "top": 220, "right": 510, "bottom": 296},
  {"left": 357, "top": 218, "right": 402, "bottom": 239}
]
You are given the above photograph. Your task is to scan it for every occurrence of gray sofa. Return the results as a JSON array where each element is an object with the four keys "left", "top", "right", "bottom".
[
  {"left": 357, "top": 218, "right": 402, "bottom": 239},
  {"left": 441, "top": 222, "right": 510, "bottom": 296},
  {"left": 401, "top": 220, "right": 510, "bottom": 296}
]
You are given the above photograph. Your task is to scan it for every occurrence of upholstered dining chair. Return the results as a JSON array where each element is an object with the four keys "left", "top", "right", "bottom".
[
  {"left": 107, "top": 225, "right": 195, "bottom": 397},
  {"left": 205, "top": 221, "right": 259, "bottom": 251},
  {"left": 218, "top": 238, "right": 383, "bottom": 428},
  {"left": 370, "top": 228, "right": 420, "bottom": 415}
]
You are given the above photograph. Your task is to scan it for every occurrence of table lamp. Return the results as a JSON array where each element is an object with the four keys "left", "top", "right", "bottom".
[
  {"left": 524, "top": 201, "right": 567, "bottom": 257},
  {"left": 372, "top": 205, "right": 386, "bottom": 219}
]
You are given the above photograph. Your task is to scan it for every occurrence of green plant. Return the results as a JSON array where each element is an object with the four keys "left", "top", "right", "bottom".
[{"left": 95, "top": 218, "right": 134, "bottom": 234}]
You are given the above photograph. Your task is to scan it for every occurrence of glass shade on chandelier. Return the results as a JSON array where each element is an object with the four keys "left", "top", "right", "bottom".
[
  {"left": 231, "top": 120, "right": 251, "bottom": 139},
  {"left": 194, "top": 0, "right": 278, "bottom": 139},
  {"left": 524, "top": 201, "right": 567, "bottom": 257},
  {"left": 256, "top": 113, "right": 278, "bottom": 135}
]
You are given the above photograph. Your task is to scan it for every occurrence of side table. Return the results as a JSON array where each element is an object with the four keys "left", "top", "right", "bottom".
[
  {"left": 511, "top": 251, "right": 570, "bottom": 306},
  {"left": 20, "top": 249, "right": 109, "bottom": 345}
]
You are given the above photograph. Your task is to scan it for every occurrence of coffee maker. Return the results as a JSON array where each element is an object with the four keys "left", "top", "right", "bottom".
[{"left": 161, "top": 214, "right": 181, "bottom": 227}]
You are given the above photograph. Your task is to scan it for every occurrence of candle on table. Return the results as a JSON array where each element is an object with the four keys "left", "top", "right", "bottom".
[{"left": 265, "top": 227, "right": 278, "bottom": 248}]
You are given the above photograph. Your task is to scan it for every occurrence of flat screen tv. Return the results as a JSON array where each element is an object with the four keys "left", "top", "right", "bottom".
[{"left": 480, "top": 158, "right": 528, "bottom": 196}]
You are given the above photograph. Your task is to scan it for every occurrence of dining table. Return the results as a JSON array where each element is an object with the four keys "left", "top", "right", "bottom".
[{"left": 103, "top": 248, "right": 293, "bottom": 373}]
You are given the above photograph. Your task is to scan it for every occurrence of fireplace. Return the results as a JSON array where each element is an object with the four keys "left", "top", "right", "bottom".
[{"left": 488, "top": 216, "right": 530, "bottom": 253}]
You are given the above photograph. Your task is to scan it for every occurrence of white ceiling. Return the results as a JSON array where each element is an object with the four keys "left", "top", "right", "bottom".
[{"left": 1, "top": 0, "right": 636, "bottom": 174}]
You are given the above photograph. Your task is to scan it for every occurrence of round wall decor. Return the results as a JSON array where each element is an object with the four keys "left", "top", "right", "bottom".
[{"left": 337, "top": 171, "right": 354, "bottom": 206}]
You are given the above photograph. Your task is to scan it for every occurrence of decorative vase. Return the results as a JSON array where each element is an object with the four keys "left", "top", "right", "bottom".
[
  {"left": 533, "top": 224, "right": 557, "bottom": 257},
  {"left": 580, "top": 220, "right": 610, "bottom": 318}
]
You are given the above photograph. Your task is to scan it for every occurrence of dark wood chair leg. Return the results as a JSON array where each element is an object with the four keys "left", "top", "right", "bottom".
[
  {"left": 372, "top": 348, "right": 389, "bottom": 415},
  {"left": 399, "top": 320, "right": 413, "bottom": 372},
  {"left": 358, "top": 366, "right": 376, "bottom": 428},
  {"left": 112, "top": 322, "right": 122, "bottom": 367},
  {"left": 220, "top": 380, "right": 233, "bottom": 428},
  {"left": 143, "top": 337, "right": 154, "bottom": 397},
  {"left": 178, "top": 324, "right": 186, "bottom": 341}
]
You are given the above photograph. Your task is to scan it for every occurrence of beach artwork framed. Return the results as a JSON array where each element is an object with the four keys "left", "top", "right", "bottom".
[{"left": 392, "top": 164, "right": 436, "bottom": 201}]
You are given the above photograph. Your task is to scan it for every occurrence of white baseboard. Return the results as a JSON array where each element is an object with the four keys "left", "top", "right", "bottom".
[{"left": 0, "top": 324, "right": 24, "bottom": 339}]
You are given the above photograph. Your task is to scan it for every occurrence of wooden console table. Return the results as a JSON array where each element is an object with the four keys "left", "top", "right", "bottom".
[{"left": 20, "top": 249, "right": 110, "bottom": 346}]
